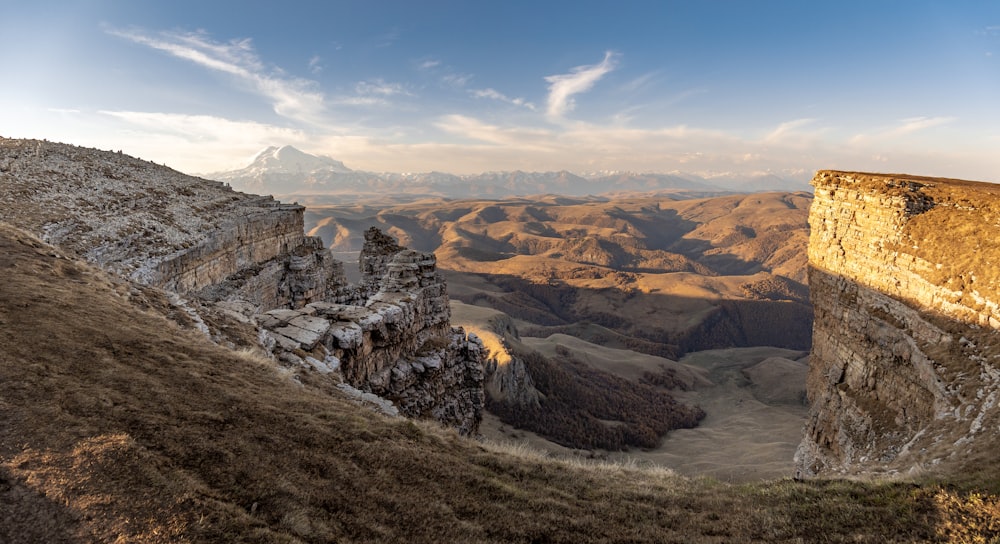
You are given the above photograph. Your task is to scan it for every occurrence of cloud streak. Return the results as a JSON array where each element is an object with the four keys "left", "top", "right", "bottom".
[
  {"left": 764, "top": 118, "right": 820, "bottom": 144},
  {"left": 544, "top": 51, "right": 618, "bottom": 120},
  {"left": 470, "top": 88, "right": 536, "bottom": 110},
  {"left": 108, "top": 28, "right": 325, "bottom": 124},
  {"left": 849, "top": 116, "right": 956, "bottom": 145},
  {"left": 435, "top": 114, "right": 552, "bottom": 149}
]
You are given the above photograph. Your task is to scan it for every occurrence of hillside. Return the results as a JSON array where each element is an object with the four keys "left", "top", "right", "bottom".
[
  {"left": 3, "top": 212, "right": 998, "bottom": 543},
  {"left": 4, "top": 138, "right": 1000, "bottom": 540},
  {"left": 305, "top": 192, "right": 813, "bottom": 361},
  {"left": 451, "top": 301, "right": 812, "bottom": 481}
]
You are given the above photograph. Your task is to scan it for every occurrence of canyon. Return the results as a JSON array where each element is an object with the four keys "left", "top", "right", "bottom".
[
  {"left": 798, "top": 170, "right": 1000, "bottom": 477},
  {"left": 301, "top": 191, "right": 816, "bottom": 478},
  {"left": 5, "top": 138, "right": 1000, "bottom": 540}
]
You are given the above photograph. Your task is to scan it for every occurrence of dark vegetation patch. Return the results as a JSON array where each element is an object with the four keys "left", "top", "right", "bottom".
[{"left": 487, "top": 346, "right": 705, "bottom": 450}]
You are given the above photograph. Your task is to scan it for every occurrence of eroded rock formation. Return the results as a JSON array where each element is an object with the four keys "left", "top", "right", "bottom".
[
  {"left": 259, "top": 229, "right": 485, "bottom": 434},
  {"left": 0, "top": 138, "right": 484, "bottom": 434},
  {"left": 797, "top": 171, "right": 1000, "bottom": 477}
]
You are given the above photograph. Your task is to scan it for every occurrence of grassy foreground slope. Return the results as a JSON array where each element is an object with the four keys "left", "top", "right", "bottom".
[{"left": 0, "top": 222, "right": 997, "bottom": 543}]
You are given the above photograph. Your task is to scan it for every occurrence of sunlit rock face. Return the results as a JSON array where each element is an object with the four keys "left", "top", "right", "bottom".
[{"left": 797, "top": 171, "right": 1000, "bottom": 477}]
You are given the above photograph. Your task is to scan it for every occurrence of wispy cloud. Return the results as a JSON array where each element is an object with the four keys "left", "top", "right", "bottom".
[
  {"left": 442, "top": 73, "right": 472, "bottom": 88},
  {"left": 435, "top": 114, "right": 552, "bottom": 149},
  {"left": 375, "top": 28, "right": 400, "bottom": 48},
  {"left": 355, "top": 79, "right": 410, "bottom": 97},
  {"left": 850, "top": 116, "right": 956, "bottom": 145},
  {"left": 418, "top": 59, "right": 441, "bottom": 70},
  {"left": 891, "top": 116, "right": 956, "bottom": 135},
  {"left": 619, "top": 71, "right": 659, "bottom": 93},
  {"left": 764, "top": 118, "right": 818, "bottom": 143},
  {"left": 470, "top": 88, "right": 536, "bottom": 110},
  {"left": 544, "top": 51, "right": 618, "bottom": 120},
  {"left": 108, "top": 28, "right": 325, "bottom": 123},
  {"left": 308, "top": 55, "right": 323, "bottom": 74},
  {"left": 334, "top": 79, "right": 413, "bottom": 107}
]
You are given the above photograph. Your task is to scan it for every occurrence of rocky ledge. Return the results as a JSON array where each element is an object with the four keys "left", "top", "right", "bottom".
[
  {"left": 258, "top": 231, "right": 485, "bottom": 434},
  {"left": 0, "top": 138, "right": 484, "bottom": 434},
  {"left": 797, "top": 170, "right": 1000, "bottom": 477}
]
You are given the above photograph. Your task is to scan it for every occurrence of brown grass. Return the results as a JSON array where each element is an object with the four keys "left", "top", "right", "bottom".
[{"left": 1, "top": 221, "right": 1000, "bottom": 542}]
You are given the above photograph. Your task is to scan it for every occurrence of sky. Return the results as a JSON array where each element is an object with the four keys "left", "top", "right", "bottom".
[{"left": 2, "top": 1, "right": 999, "bottom": 181}]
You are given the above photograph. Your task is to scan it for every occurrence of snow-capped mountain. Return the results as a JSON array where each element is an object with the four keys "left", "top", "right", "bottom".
[
  {"left": 205, "top": 145, "right": 372, "bottom": 195},
  {"left": 246, "top": 145, "right": 352, "bottom": 175},
  {"left": 205, "top": 145, "right": 810, "bottom": 200}
]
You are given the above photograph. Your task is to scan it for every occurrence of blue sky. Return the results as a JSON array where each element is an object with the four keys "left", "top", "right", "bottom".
[{"left": 2, "top": 1, "right": 999, "bottom": 181}]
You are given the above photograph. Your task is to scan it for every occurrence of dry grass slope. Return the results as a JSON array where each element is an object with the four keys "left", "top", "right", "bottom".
[{"left": 1, "top": 221, "right": 999, "bottom": 542}]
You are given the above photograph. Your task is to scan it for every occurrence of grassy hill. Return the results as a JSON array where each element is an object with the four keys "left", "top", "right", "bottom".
[{"left": 2, "top": 223, "right": 1000, "bottom": 541}]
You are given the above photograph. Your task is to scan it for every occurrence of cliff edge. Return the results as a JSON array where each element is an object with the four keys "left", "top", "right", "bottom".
[
  {"left": 797, "top": 170, "right": 1000, "bottom": 477},
  {"left": 0, "top": 138, "right": 483, "bottom": 433}
]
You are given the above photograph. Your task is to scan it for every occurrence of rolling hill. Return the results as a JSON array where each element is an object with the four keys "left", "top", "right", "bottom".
[{"left": 304, "top": 191, "right": 814, "bottom": 361}]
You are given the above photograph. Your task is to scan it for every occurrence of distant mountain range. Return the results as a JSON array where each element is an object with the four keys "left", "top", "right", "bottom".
[{"left": 205, "top": 145, "right": 810, "bottom": 201}]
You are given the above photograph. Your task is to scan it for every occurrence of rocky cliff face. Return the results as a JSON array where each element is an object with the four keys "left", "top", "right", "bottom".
[
  {"left": 0, "top": 138, "right": 343, "bottom": 310},
  {"left": 0, "top": 138, "right": 484, "bottom": 434},
  {"left": 797, "top": 170, "right": 1000, "bottom": 477},
  {"left": 258, "top": 229, "right": 485, "bottom": 434},
  {"left": 450, "top": 304, "right": 542, "bottom": 409}
]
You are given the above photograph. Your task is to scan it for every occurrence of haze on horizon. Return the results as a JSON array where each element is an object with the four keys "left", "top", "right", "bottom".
[{"left": 2, "top": 1, "right": 999, "bottom": 183}]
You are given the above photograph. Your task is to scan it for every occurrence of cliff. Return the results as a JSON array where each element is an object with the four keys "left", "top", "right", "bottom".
[
  {"left": 258, "top": 229, "right": 485, "bottom": 434},
  {"left": 797, "top": 170, "right": 1000, "bottom": 477},
  {"left": 0, "top": 138, "right": 483, "bottom": 433}
]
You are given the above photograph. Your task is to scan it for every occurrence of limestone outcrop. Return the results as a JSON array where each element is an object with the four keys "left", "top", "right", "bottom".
[
  {"left": 797, "top": 171, "right": 1000, "bottom": 477},
  {"left": 0, "top": 138, "right": 484, "bottom": 434},
  {"left": 259, "top": 230, "right": 485, "bottom": 434},
  {"left": 450, "top": 304, "right": 542, "bottom": 409},
  {"left": 0, "top": 137, "right": 345, "bottom": 310}
]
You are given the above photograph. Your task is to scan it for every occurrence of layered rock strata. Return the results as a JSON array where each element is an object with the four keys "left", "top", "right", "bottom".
[
  {"left": 0, "top": 138, "right": 484, "bottom": 433},
  {"left": 259, "top": 231, "right": 485, "bottom": 434},
  {"left": 0, "top": 138, "right": 343, "bottom": 310},
  {"left": 797, "top": 171, "right": 1000, "bottom": 476}
]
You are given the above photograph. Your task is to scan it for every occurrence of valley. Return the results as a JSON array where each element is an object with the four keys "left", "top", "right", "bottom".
[
  {"left": 3, "top": 139, "right": 1000, "bottom": 541},
  {"left": 302, "top": 191, "right": 815, "bottom": 478}
]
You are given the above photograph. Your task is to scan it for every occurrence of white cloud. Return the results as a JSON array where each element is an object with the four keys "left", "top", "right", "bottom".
[
  {"left": 849, "top": 116, "right": 956, "bottom": 145},
  {"left": 619, "top": 71, "right": 658, "bottom": 93},
  {"left": 470, "top": 88, "right": 536, "bottom": 110},
  {"left": 308, "top": 55, "right": 323, "bottom": 74},
  {"left": 108, "top": 28, "right": 325, "bottom": 124},
  {"left": 891, "top": 116, "right": 956, "bottom": 135},
  {"left": 74, "top": 107, "right": 996, "bottom": 181},
  {"left": 419, "top": 59, "right": 441, "bottom": 70},
  {"left": 442, "top": 73, "right": 472, "bottom": 88},
  {"left": 355, "top": 79, "right": 410, "bottom": 97},
  {"left": 764, "top": 118, "right": 819, "bottom": 143},
  {"left": 544, "top": 51, "right": 618, "bottom": 120},
  {"left": 435, "top": 114, "right": 553, "bottom": 149}
]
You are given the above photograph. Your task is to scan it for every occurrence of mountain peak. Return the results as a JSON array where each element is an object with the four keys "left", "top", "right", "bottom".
[{"left": 247, "top": 145, "right": 352, "bottom": 174}]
